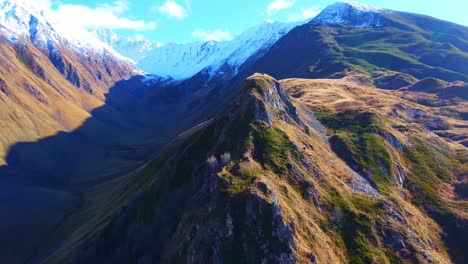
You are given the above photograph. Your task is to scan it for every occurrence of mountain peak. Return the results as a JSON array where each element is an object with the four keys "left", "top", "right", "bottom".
[
  {"left": 228, "top": 74, "right": 303, "bottom": 127},
  {"left": 313, "top": 1, "right": 385, "bottom": 28},
  {"left": 335, "top": 1, "right": 381, "bottom": 12},
  {"left": 92, "top": 27, "right": 120, "bottom": 44}
]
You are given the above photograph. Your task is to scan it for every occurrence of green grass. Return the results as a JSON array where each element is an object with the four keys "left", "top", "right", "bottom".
[
  {"left": 403, "top": 138, "right": 468, "bottom": 262},
  {"left": 328, "top": 191, "right": 391, "bottom": 264},
  {"left": 331, "top": 25, "right": 468, "bottom": 82},
  {"left": 404, "top": 139, "right": 456, "bottom": 216},
  {"left": 221, "top": 161, "right": 261, "bottom": 196},
  {"left": 313, "top": 109, "right": 382, "bottom": 134},
  {"left": 315, "top": 109, "right": 393, "bottom": 191},
  {"left": 317, "top": 107, "right": 466, "bottom": 262},
  {"left": 134, "top": 122, "right": 223, "bottom": 221},
  {"left": 252, "top": 124, "right": 300, "bottom": 175},
  {"left": 332, "top": 133, "right": 392, "bottom": 186}
]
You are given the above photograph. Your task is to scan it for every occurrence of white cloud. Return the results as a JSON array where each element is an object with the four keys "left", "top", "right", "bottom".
[
  {"left": 192, "top": 29, "right": 232, "bottom": 42},
  {"left": 266, "top": 19, "right": 275, "bottom": 24},
  {"left": 155, "top": 0, "right": 188, "bottom": 20},
  {"left": 288, "top": 7, "right": 320, "bottom": 22},
  {"left": 301, "top": 8, "right": 320, "bottom": 19},
  {"left": 44, "top": 1, "right": 156, "bottom": 31},
  {"left": 266, "top": 0, "right": 295, "bottom": 15}
]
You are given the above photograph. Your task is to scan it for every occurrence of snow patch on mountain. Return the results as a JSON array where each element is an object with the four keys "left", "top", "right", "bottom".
[
  {"left": 340, "top": 0, "right": 381, "bottom": 12},
  {"left": 313, "top": 1, "right": 385, "bottom": 28}
]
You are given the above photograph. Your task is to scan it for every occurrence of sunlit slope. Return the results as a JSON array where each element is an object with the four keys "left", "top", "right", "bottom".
[{"left": 0, "top": 38, "right": 100, "bottom": 164}]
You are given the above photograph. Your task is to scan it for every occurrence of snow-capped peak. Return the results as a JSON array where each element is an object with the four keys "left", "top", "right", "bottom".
[
  {"left": 0, "top": 0, "right": 126, "bottom": 57},
  {"left": 339, "top": 1, "right": 382, "bottom": 12},
  {"left": 313, "top": 1, "right": 385, "bottom": 28},
  {"left": 92, "top": 27, "right": 120, "bottom": 46},
  {"left": 92, "top": 27, "right": 155, "bottom": 63}
]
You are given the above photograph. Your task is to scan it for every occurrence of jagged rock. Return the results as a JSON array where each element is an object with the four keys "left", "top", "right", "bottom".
[
  {"left": 301, "top": 107, "right": 328, "bottom": 139},
  {"left": 348, "top": 170, "right": 381, "bottom": 197},
  {"left": 254, "top": 100, "right": 273, "bottom": 126},
  {"left": 243, "top": 74, "right": 304, "bottom": 128}
]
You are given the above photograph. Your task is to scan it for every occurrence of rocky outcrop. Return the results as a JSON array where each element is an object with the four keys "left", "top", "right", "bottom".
[{"left": 241, "top": 74, "right": 304, "bottom": 128}]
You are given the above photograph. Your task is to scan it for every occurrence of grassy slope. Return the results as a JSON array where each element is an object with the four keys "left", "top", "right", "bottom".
[
  {"left": 283, "top": 76, "right": 467, "bottom": 263},
  {"left": 59, "top": 74, "right": 466, "bottom": 264},
  {"left": 249, "top": 14, "right": 468, "bottom": 87}
]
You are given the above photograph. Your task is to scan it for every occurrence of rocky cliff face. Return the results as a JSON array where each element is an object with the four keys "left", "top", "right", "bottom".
[{"left": 65, "top": 74, "right": 466, "bottom": 264}]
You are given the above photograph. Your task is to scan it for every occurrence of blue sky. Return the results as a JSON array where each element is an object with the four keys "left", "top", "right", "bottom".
[{"left": 37, "top": 0, "right": 468, "bottom": 44}]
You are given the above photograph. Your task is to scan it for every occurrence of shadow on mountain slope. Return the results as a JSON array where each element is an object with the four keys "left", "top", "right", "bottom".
[
  {"left": 0, "top": 75, "right": 210, "bottom": 264},
  {"left": 0, "top": 52, "right": 267, "bottom": 262}
]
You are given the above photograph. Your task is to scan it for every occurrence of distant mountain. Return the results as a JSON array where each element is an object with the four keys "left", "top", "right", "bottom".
[
  {"left": 250, "top": 1, "right": 468, "bottom": 86},
  {"left": 92, "top": 27, "right": 156, "bottom": 63},
  {"left": 314, "top": 1, "right": 384, "bottom": 27},
  {"left": 1, "top": 0, "right": 111, "bottom": 52},
  {"left": 94, "top": 22, "right": 299, "bottom": 79},
  {"left": 0, "top": 0, "right": 137, "bottom": 165}
]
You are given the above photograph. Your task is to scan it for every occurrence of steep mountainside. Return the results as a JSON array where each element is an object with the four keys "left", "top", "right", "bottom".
[
  {"left": 0, "top": 0, "right": 136, "bottom": 165},
  {"left": 59, "top": 74, "right": 466, "bottom": 264}
]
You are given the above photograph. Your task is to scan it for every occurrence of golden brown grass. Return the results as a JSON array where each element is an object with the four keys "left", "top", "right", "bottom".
[{"left": 0, "top": 38, "right": 135, "bottom": 165}]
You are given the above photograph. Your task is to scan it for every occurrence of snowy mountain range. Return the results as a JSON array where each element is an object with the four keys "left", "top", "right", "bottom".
[
  {"left": 93, "top": 21, "right": 299, "bottom": 79},
  {"left": 91, "top": 27, "right": 157, "bottom": 63}
]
